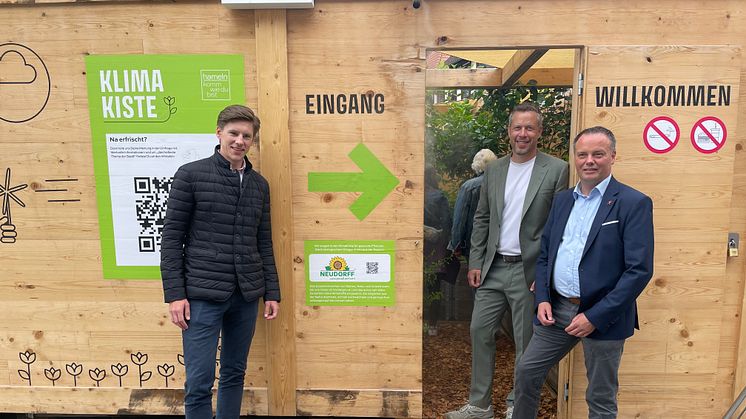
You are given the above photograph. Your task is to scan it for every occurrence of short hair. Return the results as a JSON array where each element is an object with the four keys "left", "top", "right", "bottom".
[
  {"left": 217, "top": 104, "right": 261, "bottom": 134},
  {"left": 471, "top": 148, "right": 497, "bottom": 175},
  {"left": 508, "top": 102, "right": 543, "bottom": 129},
  {"left": 573, "top": 126, "right": 616, "bottom": 152}
]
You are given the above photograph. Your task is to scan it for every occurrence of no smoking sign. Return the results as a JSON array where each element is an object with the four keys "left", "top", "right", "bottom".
[{"left": 643, "top": 116, "right": 679, "bottom": 154}]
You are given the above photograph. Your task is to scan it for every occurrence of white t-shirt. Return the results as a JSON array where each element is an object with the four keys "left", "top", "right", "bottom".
[{"left": 497, "top": 157, "right": 535, "bottom": 255}]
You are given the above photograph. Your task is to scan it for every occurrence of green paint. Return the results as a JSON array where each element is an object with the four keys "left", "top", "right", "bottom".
[
  {"left": 308, "top": 143, "right": 398, "bottom": 220},
  {"left": 85, "top": 54, "right": 245, "bottom": 280},
  {"left": 304, "top": 240, "right": 395, "bottom": 307}
]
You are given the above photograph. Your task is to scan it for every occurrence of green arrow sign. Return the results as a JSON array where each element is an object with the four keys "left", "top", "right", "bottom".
[{"left": 308, "top": 143, "right": 399, "bottom": 221}]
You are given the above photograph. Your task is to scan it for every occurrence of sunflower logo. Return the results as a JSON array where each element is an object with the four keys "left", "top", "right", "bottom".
[{"left": 326, "top": 256, "right": 349, "bottom": 271}]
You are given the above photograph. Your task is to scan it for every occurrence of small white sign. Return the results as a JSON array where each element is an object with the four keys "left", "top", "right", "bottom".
[
  {"left": 690, "top": 116, "right": 727, "bottom": 154},
  {"left": 643, "top": 116, "right": 679, "bottom": 154}
]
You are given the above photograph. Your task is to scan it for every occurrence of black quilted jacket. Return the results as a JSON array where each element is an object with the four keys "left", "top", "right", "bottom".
[{"left": 160, "top": 147, "right": 280, "bottom": 304}]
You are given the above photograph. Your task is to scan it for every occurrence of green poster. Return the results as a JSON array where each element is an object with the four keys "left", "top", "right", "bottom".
[
  {"left": 85, "top": 54, "right": 245, "bottom": 279},
  {"left": 304, "top": 240, "right": 395, "bottom": 306}
]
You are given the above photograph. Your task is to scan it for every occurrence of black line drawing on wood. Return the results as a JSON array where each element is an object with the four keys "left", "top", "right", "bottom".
[
  {"left": 157, "top": 363, "right": 175, "bottom": 387},
  {"left": 89, "top": 367, "right": 106, "bottom": 387},
  {"left": 66, "top": 362, "right": 83, "bottom": 386},
  {"left": 131, "top": 351, "right": 152, "bottom": 387},
  {"left": 37, "top": 178, "right": 80, "bottom": 203},
  {"left": 111, "top": 362, "right": 129, "bottom": 387},
  {"left": 1, "top": 168, "right": 27, "bottom": 244},
  {"left": 44, "top": 367, "right": 61, "bottom": 386},
  {"left": 18, "top": 350, "right": 35, "bottom": 386},
  {"left": 0, "top": 43, "right": 51, "bottom": 124}
]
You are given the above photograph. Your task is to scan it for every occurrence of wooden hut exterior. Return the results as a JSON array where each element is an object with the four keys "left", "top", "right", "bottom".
[{"left": 0, "top": 1, "right": 745, "bottom": 418}]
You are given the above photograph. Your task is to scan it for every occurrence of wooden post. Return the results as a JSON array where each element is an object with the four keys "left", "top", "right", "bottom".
[{"left": 255, "top": 9, "right": 297, "bottom": 416}]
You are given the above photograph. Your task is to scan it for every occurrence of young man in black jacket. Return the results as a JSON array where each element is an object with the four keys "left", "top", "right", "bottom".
[{"left": 160, "top": 104, "right": 280, "bottom": 418}]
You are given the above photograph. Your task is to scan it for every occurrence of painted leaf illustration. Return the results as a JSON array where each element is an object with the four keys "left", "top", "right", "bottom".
[
  {"left": 170, "top": 107, "right": 177, "bottom": 114},
  {"left": 177, "top": 354, "right": 184, "bottom": 365},
  {"left": 131, "top": 352, "right": 148, "bottom": 365},
  {"left": 157, "top": 363, "right": 174, "bottom": 377},
  {"left": 111, "top": 363, "right": 128, "bottom": 376},
  {"left": 18, "top": 369, "right": 29, "bottom": 380},
  {"left": 44, "top": 367, "right": 61, "bottom": 380},
  {"left": 89, "top": 368, "right": 106, "bottom": 381},
  {"left": 19, "top": 351, "right": 36, "bottom": 364},
  {"left": 66, "top": 362, "right": 82, "bottom": 376},
  {"left": 140, "top": 371, "right": 152, "bottom": 382}
]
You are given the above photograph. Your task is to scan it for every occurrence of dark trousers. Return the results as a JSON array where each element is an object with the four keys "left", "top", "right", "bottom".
[
  {"left": 182, "top": 291, "right": 259, "bottom": 419},
  {"left": 513, "top": 296, "right": 625, "bottom": 419}
]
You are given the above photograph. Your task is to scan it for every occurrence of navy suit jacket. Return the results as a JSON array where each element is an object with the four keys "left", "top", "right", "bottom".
[{"left": 534, "top": 176, "right": 654, "bottom": 340}]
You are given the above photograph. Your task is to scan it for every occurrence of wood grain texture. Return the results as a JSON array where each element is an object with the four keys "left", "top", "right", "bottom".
[
  {"left": 0, "top": 1, "right": 270, "bottom": 415},
  {"left": 255, "top": 8, "right": 297, "bottom": 415},
  {"left": 296, "top": 389, "right": 421, "bottom": 418},
  {"left": 568, "top": 44, "right": 741, "bottom": 418},
  {"left": 0, "top": 1, "right": 746, "bottom": 417},
  {"left": 426, "top": 67, "right": 574, "bottom": 88}
]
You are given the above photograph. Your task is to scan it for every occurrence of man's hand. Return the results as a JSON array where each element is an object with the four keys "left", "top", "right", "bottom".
[
  {"left": 467, "top": 269, "right": 482, "bottom": 288},
  {"left": 264, "top": 301, "right": 279, "bottom": 320},
  {"left": 537, "top": 302, "right": 555, "bottom": 326},
  {"left": 169, "top": 299, "right": 190, "bottom": 330},
  {"left": 565, "top": 312, "right": 595, "bottom": 337}
]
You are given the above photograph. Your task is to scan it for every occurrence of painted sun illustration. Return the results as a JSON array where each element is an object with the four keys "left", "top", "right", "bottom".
[{"left": 329, "top": 257, "right": 348, "bottom": 271}]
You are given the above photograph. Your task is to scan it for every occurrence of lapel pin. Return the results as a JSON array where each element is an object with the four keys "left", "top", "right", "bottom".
[{"left": 607, "top": 200, "right": 614, "bottom": 206}]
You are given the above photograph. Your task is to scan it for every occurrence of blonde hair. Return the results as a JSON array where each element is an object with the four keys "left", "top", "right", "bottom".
[{"left": 471, "top": 149, "right": 497, "bottom": 174}]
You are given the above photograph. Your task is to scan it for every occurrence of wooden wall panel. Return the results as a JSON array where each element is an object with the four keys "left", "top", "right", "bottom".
[
  {"left": 286, "top": 0, "right": 423, "bottom": 402},
  {"left": 410, "top": 2, "right": 746, "bottom": 418},
  {"left": 1, "top": 0, "right": 746, "bottom": 417},
  {"left": 0, "top": 1, "right": 267, "bottom": 415},
  {"left": 255, "top": 9, "right": 297, "bottom": 415},
  {"left": 560, "top": 44, "right": 740, "bottom": 418}
]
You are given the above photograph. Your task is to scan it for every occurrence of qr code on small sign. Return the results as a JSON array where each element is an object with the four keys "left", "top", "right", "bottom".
[
  {"left": 366, "top": 262, "right": 379, "bottom": 274},
  {"left": 134, "top": 176, "right": 173, "bottom": 252}
]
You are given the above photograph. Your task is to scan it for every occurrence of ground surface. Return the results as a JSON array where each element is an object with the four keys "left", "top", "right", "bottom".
[{"left": 423, "top": 321, "right": 557, "bottom": 419}]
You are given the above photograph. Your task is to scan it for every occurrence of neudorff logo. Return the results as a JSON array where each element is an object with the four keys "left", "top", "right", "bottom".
[{"left": 319, "top": 256, "right": 355, "bottom": 279}]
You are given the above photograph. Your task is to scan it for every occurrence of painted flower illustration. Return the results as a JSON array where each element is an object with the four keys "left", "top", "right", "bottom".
[
  {"left": 89, "top": 367, "right": 106, "bottom": 387},
  {"left": 66, "top": 362, "right": 83, "bottom": 386},
  {"left": 131, "top": 351, "right": 151, "bottom": 387},
  {"left": 19, "top": 350, "right": 36, "bottom": 364},
  {"left": 18, "top": 350, "right": 36, "bottom": 385},
  {"left": 162, "top": 96, "right": 177, "bottom": 119},
  {"left": 130, "top": 352, "right": 148, "bottom": 365},
  {"left": 44, "top": 367, "right": 61, "bottom": 386},
  {"left": 111, "top": 362, "right": 129, "bottom": 387},
  {"left": 157, "top": 363, "right": 175, "bottom": 387}
]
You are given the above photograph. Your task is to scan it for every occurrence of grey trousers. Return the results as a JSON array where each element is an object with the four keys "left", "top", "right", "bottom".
[
  {"left": 513, "top": 296, "right": 625, "bottom": 419},
  {"left": 469, "top": 258, "right": 534, "bottom": 409}
]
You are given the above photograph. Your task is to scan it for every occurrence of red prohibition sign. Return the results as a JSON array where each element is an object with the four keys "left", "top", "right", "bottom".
[
  {"left": 642, "top": 116, "right": 680, "bottom": 154},
  {"left": 690, "top": 116, "right": 727, "bottom": 154}
]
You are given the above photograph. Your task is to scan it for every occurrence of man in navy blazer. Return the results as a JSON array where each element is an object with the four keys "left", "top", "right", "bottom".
[{"left": 513, "top": 126, "right": 654, "bottom": 419}]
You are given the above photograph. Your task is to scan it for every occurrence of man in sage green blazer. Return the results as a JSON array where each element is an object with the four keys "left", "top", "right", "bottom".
[{"left": 446, "top": 102, "right": 568, "bottom": 419}]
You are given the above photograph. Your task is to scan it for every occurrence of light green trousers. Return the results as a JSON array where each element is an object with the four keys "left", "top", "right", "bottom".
[{"left": 469, "top": 257, "right": 535, "bottom": 409}]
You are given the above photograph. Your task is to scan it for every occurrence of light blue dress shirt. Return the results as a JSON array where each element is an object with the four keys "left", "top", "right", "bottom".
[{"left": 553, "top": 175, "right": 612, "bottom": 298}]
